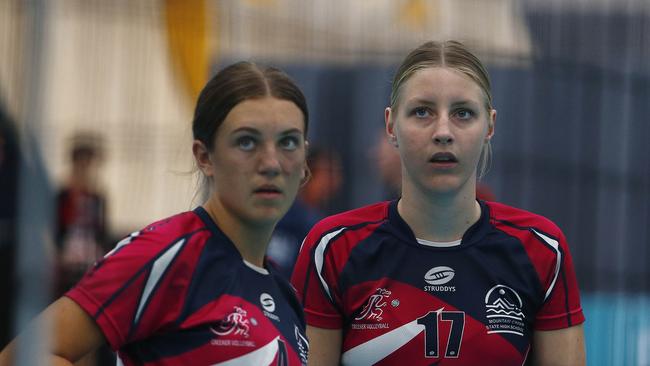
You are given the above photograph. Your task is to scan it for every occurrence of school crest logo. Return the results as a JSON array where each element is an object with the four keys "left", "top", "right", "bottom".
[{"left": 485, "top": 285, "right": 526, "bottom": 336}]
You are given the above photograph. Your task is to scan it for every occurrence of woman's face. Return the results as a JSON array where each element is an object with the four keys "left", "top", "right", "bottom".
[
  {"left": 386, "top": 67, "right": 495, "bottom": 197},
  {"left": 201, "top": 96, "right": 307, "bottom": 225}
]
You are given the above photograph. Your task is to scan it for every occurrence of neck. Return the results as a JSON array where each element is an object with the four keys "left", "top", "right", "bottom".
[
  {"left": 398, "top": 180, "right": 481, "bottom": 242},
  {"left": 203, "top": 198, "right": 274, "bottom": 267}
]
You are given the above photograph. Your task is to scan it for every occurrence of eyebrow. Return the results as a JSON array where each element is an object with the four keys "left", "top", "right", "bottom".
[
  {"left": 450, "top": 100, "right": 480, "bottom": 109},
  {"left": 406, "top": 97, "right": 481, "bottom": 109},
  {"left": 231, "top": 127, "right": 304, "bottom": 136}
]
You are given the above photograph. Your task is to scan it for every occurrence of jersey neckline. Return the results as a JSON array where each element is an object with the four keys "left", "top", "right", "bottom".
[
  {"left": 386, "top": 199, "right": 492, "bottom": 251},
  {"left": 193, "top": 205, "right": 272, "bottom": 276},
  {"left": 416, "top": 238, "right": 462, "bottom": 247}
]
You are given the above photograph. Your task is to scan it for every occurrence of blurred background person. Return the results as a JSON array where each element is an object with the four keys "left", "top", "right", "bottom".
[
  {"left": 268, "top": 146, "right": 344, "bottom": 278},
  {"left": 55, "top": 132, "right": 108, "bottom": 298},
  {"left": 299, "top": 147, "right": 344, "bottom": 215}
]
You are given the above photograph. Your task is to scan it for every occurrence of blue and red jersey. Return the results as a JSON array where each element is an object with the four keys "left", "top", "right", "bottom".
[
  {"left": 291, "top": 200, "right": 584, "bottom": 365},
  {"left": 67, "top": 207, "right": 308, "bottom": 365}
]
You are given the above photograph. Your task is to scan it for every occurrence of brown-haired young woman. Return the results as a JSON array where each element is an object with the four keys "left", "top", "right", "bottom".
[
  {"left": 0, "top": 62, "right": 311, "bottom": 365},
  {"left": 292, "top": 41, "right": 585, "bottom": 366}
]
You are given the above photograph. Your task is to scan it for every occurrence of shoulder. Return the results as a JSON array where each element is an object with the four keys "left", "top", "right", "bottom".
[
  {"left": 299, "top": 201, "right": 390, "bottom": 255},
  {"left": 310, "top": 201, "right": 390, "bottom": 234},
  {"left": 105, "top": 210, "right": 208, "bottom": 259},
  {"left": 485, "top": 201, "right": 563, "bottom": 238},
  {"left": 139, "top": 210, "right": 206, "bottom": 239}
]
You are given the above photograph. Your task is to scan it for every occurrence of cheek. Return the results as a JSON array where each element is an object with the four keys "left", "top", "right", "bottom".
[
  {"left": 211, "top": 156, "right": 248, "bottom": 186},
  {"left": 283, "top": 151, "right": 307, "bottom": 172},
  {"left": 286, "top": 159, "right": 305, "bottom": 180},
  {"left": 395, "top": 121, "right": 427, "bottom": 145},
  {"left": 464, "top": 135, "right": 488, "bottom": 162}
]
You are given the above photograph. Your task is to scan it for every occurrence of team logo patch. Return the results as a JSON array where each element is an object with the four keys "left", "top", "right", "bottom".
[
  {"left": 260, "top": 293, "right": 280, "bottom": 322},
  {"left": 210, "top": 306, "right": 256, "bottom": 347},
  {"left": 485, "top": 285, "right": 526, "bottom": 336},
  {"left": 423, "top": 266, "right": 456, "bottom": 292},
  {"left": 351, "top": 288, "right": 392, "bottom": 330}
]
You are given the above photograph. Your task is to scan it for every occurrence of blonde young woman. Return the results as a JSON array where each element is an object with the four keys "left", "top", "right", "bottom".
[
  {"left": 0, "top": 62, "right": 311, "bottom": 365},
  {"left": 292, "top": 41, "right": 585, "bottom": 366}
]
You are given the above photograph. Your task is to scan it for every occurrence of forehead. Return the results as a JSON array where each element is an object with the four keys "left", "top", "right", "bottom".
[
  {"left": 220, "top": 97, "right": 305, "bottom": 134},
  {"left": 400, "top": 67, "right": 485, "bottom": 104}
]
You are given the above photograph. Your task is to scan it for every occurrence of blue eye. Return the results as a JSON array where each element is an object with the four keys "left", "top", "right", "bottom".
[
  {"left": 280, "top": 136, "right": 300, "bottom": 151},
  {"left": 236, "top": 136, "right": 256, "bottom": 151},
  {"left": 414, "top": 107, "right": 429, "bottom": 118},
  {"left": 455, "top": 109, "right": 474, "bottom": 120}
]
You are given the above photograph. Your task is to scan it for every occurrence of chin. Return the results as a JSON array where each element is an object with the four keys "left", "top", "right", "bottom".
[
  {"left": 247, "top": 206, "right": 287, "bottom": 225},
  {"left": 425, "top": 176, "right": 461, "bottom": 190}
]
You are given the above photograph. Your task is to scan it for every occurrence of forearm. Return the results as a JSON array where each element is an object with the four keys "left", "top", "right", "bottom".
[
  {"left": 306, "top": 325, "right": 342, "bottom": 366},
  {"left": 0, "top": 342, "right": 73, "bottom": 366},
  {"left": 533, "top": 324, "right": 586, "bottom": 366},
  {"left": 0, "top": 297, "right": 106, "bottom": 366}
]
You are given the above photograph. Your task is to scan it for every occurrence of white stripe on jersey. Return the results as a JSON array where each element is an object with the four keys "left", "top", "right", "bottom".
[
  {"left": 531, "top": 229, "right": 562, "bottom": 301},
  {"left": 314, "top": 228, "right": 346, "bottom": 302},
  {"left": 210, "top": 336, "right": 280, "bottom": 366},
  {"left": 134, "top": 238, "right": 186, "bottom": 324},
  {"left": 105, "top": 231, "right": 140, "bottom": 258},
  {"left": 341, "top": 319, "right": 424, "bottom": 365}
]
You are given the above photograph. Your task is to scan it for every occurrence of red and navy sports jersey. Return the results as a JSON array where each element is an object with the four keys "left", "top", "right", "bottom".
[
  {"left": 67, "top": 207, "right": 309, "bottom": 366},
  {"left": 291, "top": 200, "right": 585, "bottom": 366}
]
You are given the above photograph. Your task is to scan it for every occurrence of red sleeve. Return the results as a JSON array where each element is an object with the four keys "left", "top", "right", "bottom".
[
  {"left": 534, "top": 230, "right": 585, "bottom": 330},
  {"left": 291, "top": 224, "right": 345, "bottom": 329},
  {"left": 65, "top": 221, "right": 204, "bottom": 350},
  {"left": 65, "top": 230, "right": 154, "bottom": 350}
]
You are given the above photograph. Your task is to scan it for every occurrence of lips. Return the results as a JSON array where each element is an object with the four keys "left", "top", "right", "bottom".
[
  {"left": 429, "top": 152, "right": 458, "bottom": 163},
  {"left": 253, "top": 185, "right": 282, "bottom": 195}
]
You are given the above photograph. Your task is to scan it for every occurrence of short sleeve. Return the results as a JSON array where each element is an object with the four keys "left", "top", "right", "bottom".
[
  {"left": 66, "top": 227, "right": 198, "bottom": 350},
  {"left": 290, "top": 226, "right": 344, "bottom": 329},
  {"left": 534, "top": 231, "right": 585, "bottom": 330}
]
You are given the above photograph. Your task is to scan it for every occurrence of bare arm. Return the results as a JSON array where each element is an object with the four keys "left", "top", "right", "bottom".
[
  {"left": 532, "top": 324, "right": 586, "bottom": 366},
  {"left": 306, "top": 325, "right": 342, "bottom": 366},
  {"left": 0, "top": 297, "right": 107, "bottom": 366}
]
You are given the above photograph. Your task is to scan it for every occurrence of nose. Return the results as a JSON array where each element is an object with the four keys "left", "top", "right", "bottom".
[
  {"left": 258, "top": 144, "right": 282, "bottom": 177},
  {"left": 432, "top": 117, "right": 454, "bottom": 145}
]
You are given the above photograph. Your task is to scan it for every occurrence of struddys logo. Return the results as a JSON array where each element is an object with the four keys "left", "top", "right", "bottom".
[
  {"left": 210, "top": 306, "right": 256, "bottom": 347},
  {"left": 423, "top": 266, "right": 456, "bottom": 292},
  {"left": 260, "top": 293, "right": 280, "bottom": 322},
  {"left": 294, "top": 325, "right": 309, "bottom": 365},
  {"left": 485, "top": 285, "right": 526, "bottom": 336},
  {"left": 351, "top": 288, "right": 392, "bottom": 330}
]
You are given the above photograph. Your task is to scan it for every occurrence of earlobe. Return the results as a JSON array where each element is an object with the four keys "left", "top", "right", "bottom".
[
  {"left": 300, "top": 165, "right": 311, "bottom": 187},
  {"left": 192, "top": 140, "right": 213, "bottom": 176},
  {"left": 389, "top": 135, "right": 399, "bottom": 147},
  {"left": 486, "top": 109, "right": 497, "bottom": 140}
]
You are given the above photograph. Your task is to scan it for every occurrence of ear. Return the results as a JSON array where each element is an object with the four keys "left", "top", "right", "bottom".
[
  {"left": 385, "top": 107, "right": 398, "bottom": 147},
  {"left": 302, "top": 140, "right": 310, "bottom": 179},
  {"left": 486, "top": 109, "right": 497, "bottom": 141},
  {"left": 193, "top": 140, "right": 214, "bottom": 177}
]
